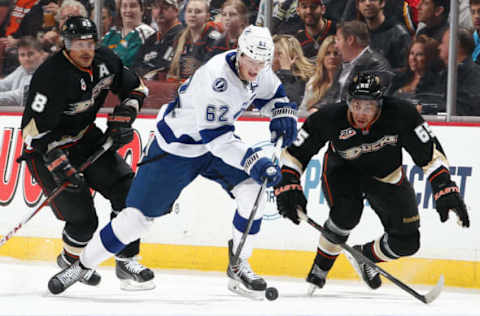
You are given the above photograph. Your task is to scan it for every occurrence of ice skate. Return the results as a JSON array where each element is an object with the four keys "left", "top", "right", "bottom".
[
  {"left": 345, "top": 245, "right": 382, "bottom": 289},
  {"left": 115, "top": 256, "right": 155, "bottom": 291},
  {"left": 57, "top": 252, "right": 101, "bottom": 286},
  {"left": 48, "top": 260, "right": 94, "bottom": 294},
  {"left": 306, "top": 262, "right": 328, "bottom": 296},
  {"left": 227, "top": 239, "right": 267, "bottom": 300}
]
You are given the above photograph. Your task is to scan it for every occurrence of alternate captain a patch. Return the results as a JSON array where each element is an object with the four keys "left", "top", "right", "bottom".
[{"left": 212, "top": 78, "right": 227, "bottom": 92}]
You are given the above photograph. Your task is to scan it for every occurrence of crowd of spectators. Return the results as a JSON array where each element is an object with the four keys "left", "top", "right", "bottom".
[{"left": 0, "top": 0, "right": 480, "bottom": 116}]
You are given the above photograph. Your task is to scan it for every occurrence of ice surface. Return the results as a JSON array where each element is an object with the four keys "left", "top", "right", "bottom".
[{"left": 0, "top": 258, "right": 478, "bottom": 316}]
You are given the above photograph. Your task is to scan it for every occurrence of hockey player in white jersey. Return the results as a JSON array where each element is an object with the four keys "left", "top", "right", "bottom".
[{"left": 47, "top": 25, "right": 298, "bottom": 298}]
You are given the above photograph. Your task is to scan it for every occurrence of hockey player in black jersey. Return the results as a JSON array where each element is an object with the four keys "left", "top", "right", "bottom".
[
  {"left": 274, "top": 72, "right": 470, "bottom": 293},
  {"left": 20, "top": 16, "right": 155, "bottom": 291}
]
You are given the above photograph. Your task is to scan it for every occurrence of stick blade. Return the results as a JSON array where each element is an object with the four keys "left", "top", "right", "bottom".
[{"left": 422, "top": 275, "right": 444, "bottom": 304}]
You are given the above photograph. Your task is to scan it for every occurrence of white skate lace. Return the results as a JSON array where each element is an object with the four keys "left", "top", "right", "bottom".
[
  {"left": 364, "top": 263, "right": 379, "bottom": 280},
  {"left": 57, "top": 263, "right": 84, "bottom": 285},
  {"left": 118, "top": 257, "right": 146, "bottom": 274},
  {"left": 235, "top": 260, "right": 261, "bottom": 281}
]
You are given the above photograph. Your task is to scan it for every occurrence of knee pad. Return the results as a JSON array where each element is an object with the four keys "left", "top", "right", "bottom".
[
  {"left": 232, "top": 178, "right": 266, "bottom": 221},
  {"left": 110, "top": 207, "right": 154, "bottom": 245},
  {"left": 109, "top": 174, "right": 134, "bottom": 212},
  {"left": 322, "top": 218, "right": 351, "bottom": 244},
  {"left": 63, "top": 215, "right": 99, "bottom": 247},
  {"left": 387, "top": 231, "right": 420, "bottom": 257}
]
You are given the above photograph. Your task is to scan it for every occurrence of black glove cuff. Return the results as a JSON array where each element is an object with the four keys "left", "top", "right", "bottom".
[
  {"left": 108, "top": 103, "right": 137, "bottom": 128},
  {"left": 277, "top": 166, "right": 301, "bottom": 186},
  {"left": 428, "top": 167, "right": 452, "bottom": 193}
]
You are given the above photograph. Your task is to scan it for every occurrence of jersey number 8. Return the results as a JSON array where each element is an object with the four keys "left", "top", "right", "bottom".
[{"left": 31, "top": 93, "right": 48, "bottom": 113}]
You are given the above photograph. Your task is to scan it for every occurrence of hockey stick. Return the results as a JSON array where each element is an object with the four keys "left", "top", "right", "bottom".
[
  {"left": 232, "top": 138, "right": 284, "bottom": 266},
  {"left": 297, "top": 211, "right": 444, "bottom": 304},
  {"left": 0, "top": 138, "right": 114, "bottom": 247}
]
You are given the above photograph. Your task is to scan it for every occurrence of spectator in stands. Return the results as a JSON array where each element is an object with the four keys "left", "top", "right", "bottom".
[
  {"left": 300, "top": 35, "right": 341, "bottom": 112},
  {"left": 388, "top": 34, "right": 442, "bottom": 113},
  {"left": 91, "top": 6, "right": 114, "bottom": 38},
  {"left": 102, "top": 0, "right": 155, "bottom": 67},
  {"left": 337, "top": 0, "right": 418, "bottom": 33},
  {"left": 416, "top": 0, "right": 449, "bottom": 42},
  {"left": 133, "top": 0, "right": 184, "bottom": 79},
  {"left": 272, "top": 34, "right": 314, "bottom": 107},
  {"left": 167, "top": 0, "right": 220, "bottom": 82},
  {"left": 0, "top": 36, "right": 47, "bottom": 106},
  {"left": 195, "top": 0, "right": 248, "bottom": 64},
  {"left": 4, "top": 0, "right": 39, "bottom": 37},
  {"left": 8, "top": 0, "right": 60, "bottom": 48},
  {"left": 471, "top": 0, "right": 480, "bottom": 64},
  {"left": 43, "top": 0, "right": 88, "bottom": 52},
  {"left": 323, "top": 20, "right": 392, "bottom": 103},
  {"left": 438, "top": 27, "right": 480, "bottom": 116},
  {"left": 281, "top": 0, "right": 336, "bottom": 60},
  {"left": 356, "top": 0, "right": 411, "bottom": 71}
]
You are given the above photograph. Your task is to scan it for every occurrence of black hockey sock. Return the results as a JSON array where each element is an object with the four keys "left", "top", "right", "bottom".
[
  {"left": 313, "top": 247, "right": 338, "bottom": 271},
  {"left": 360, "top": 241, "right": 385, "bottom": 263}
]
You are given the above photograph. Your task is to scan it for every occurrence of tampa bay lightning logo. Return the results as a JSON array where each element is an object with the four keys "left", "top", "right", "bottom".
[{"left": 212, "top": 78, "right": 228, "bottom": 92}]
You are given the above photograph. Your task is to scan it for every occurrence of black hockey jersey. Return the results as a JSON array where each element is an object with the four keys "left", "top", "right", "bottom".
[
  {"left": 21, "top": 46, "right": 147, "bottom": 155},
  {"left": 286, "top": 97, "right": 449, "bottom": 182}
]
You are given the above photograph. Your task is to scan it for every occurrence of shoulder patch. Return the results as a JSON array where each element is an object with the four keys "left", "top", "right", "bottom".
[
  {"left": 209, "top": 30, "right": 222, "bottom": 40},
  {"left": 212, "top": 77, "right": 227, "bottom": 92}
]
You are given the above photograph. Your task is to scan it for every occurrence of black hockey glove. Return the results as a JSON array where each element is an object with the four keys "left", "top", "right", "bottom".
[
  {"left": 274, "top": 167, "right": 307, "bottom": 225},
  {"left": 429, "top": 169, "right": 470, "bottom": 228},
  {"left": 44, "top": 148, "right": 84, "bottom": 191},
  {"left": 106, "top": 100, "right": 138, "bottom": 151}
]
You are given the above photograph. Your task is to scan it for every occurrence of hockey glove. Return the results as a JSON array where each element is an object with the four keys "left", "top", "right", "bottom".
[
  {"left": 45, "top": 148, "right": 84, "bottom": 191},
  {"left": 429, "top": 168, "right": 470, "bottom": 228},
  {"left": 242, "top": 148, "right": 281, "bottom": 187},
  {"left": 106, "top": 99, "right": 138, "bottom": 151},
  {"left": 274, "top": 167, "right": 306, "bottom": 225},
  {"left": 270, "top": 102, "right": 298, "bottom": 148}
]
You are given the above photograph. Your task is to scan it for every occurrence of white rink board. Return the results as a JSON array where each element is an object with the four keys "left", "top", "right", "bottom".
[{"left": 0, "top": 114, "right": 478, "bottom": 261}]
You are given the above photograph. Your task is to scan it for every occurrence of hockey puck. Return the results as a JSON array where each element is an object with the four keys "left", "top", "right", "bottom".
[{"left": 265, "top": 287, "right": 279, "bottom": 301}]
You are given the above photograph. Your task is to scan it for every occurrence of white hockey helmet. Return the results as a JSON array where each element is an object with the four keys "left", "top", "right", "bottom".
[{"left": 237, "top": 25, "right": 274, "bottom": 63}]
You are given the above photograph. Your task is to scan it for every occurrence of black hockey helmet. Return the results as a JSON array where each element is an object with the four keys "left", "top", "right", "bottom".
[
  {"left": 61, "top": 16, "right": 98, "bottom": 42},
  {"left": 347, "top": 72, "right": 384, "bottom": 101}
]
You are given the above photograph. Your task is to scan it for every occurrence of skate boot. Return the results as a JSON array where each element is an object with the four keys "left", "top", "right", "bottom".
[
  {"left": 306, "top": 262, "right": 328, "bottom": 295},
  {"left": 115, "top": 256, "right": 155, "bottom": 291},
  {"left": 227, "top": 239, "right": 267, "bottom": 300},
  {"left": 48, "top": 260, "right": 94, "bottom": 294},
  {"left": 57, "top": 251, "right": 101, "bottom": 286},
  {"left": 345, "top": 245, "right": 382, "bottom": 290}
]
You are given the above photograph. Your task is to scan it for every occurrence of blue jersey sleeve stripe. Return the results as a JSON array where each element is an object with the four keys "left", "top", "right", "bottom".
[
  {"left": 199, "top": 125, "right": 235, "bottom": 144},
  {"left": 252, "top": 84, "right": 287, "bottom": 110},
  {"left": 157, "top": 120, "right": 203, "bottom": 145}
]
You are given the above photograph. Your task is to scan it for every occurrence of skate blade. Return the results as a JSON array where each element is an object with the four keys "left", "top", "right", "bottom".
[
  {"left": 306, "top": 283, "right": 317, "bottom": 296},
  {"left": 228, "top": 279, "right": 264, "bottom": 300},
  {"left": 120, "top": 279, "right": 156, "bottom": 291}
]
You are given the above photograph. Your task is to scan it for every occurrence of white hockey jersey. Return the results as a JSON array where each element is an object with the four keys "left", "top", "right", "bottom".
[{"left": 154, "top": 50, "right": 289, "bottom": 170}]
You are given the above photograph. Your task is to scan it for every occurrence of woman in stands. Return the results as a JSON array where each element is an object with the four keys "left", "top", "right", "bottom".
[
  {"left": 194, "top": 0, "right": 248, "bottom": 64},
  {"left": 167, "top": 0, "right": 220, "bottom": 82},
  {"left": 388, "top": 34, "right": 442, "bottom": 113},
  {"left": 102, "top": 0, "right": 155, "bottom": 67},
  {"left": 272, "top": 34, "right": 314, "bottom": 108},
  {"left": 300, "top": 35, "right": 341, "bottom": 113}
]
